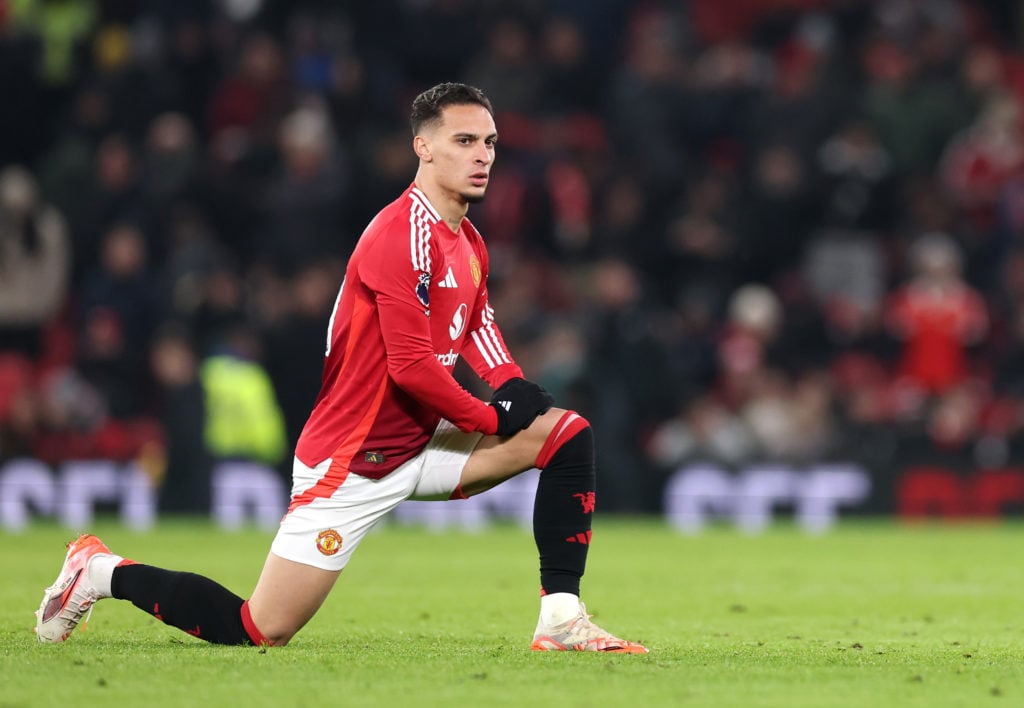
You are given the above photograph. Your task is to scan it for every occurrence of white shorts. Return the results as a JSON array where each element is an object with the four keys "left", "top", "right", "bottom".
[{"left": 270, "top": 420, "right": 482, "bottom": 571}]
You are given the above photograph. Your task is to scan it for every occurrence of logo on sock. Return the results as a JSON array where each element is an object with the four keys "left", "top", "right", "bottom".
[
  {"left": 573, "top": 492, "right": 596, "bottom": 514},
  {"left": 316, "top": 529, "right": 343, "bottom": 556},
  {"left": 565, "top": 530, "right": 592, "bottom": 544}
]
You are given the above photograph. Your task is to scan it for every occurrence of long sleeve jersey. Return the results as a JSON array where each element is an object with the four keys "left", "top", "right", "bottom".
[{"left": 295, "top": 184, "right": 523, "bottom": 479}]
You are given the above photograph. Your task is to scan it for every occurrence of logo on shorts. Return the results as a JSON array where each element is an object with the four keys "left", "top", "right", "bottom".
[{"left": 316, "top": 529, "right": 343, "bottom": 556}]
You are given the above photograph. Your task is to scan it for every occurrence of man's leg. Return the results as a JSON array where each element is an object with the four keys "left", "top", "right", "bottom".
[
  {"left": 246, "top": 553, "right": 340, "bottom": 645},
  {"left": 458, "top": 408, "right": 647, "bottom": 653},
  {"left": 111, "top": 562, "right": 262, "bottom": 645},
  {"left": 113, "top": 550, "right": 340, "bottom": 647},
  {"left": 414, "top": 409, "right": 589, "bottom": 599},
  {"left": 35, "top": 533, "right": 338, "bottom": 646},
  {"left": 460, "top": 408, "right": 592, "bottom": 602},
  {"left": 38, "top": 451, "right": 427, "bottom": 647}
]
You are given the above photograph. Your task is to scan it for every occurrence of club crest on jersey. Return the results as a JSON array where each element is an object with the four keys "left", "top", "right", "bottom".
[
  {"left": 469, "top": 255, "right": 482, "bottom": 287},
  {"left": 416, "top": 272, "right": 431, "bottom": 310},
  {"left": 316, "top": 529, "right": 343, "bottom": 556}
]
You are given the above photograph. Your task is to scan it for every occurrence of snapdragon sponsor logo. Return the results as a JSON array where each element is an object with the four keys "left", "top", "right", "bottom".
[{"left": 449, "top": 303, "right": 468, "bottom": 340}]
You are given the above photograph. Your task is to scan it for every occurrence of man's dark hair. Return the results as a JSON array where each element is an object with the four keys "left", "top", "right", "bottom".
[{"left": 410, "top": 83, "right": 493, "bottom": 135}]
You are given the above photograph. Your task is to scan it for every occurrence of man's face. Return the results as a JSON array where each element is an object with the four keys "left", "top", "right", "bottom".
[{"left": 421, "top": 103, "right": 497, "bottom": 204}]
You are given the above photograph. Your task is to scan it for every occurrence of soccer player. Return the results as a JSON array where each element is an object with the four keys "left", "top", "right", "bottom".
[{"left": 34, "top": 83, "right": 648, "bottom": 654}]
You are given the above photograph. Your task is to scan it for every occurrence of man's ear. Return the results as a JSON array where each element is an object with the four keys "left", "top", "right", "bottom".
[{"left": 414, "top": 135, "right": 432, "bottom": 162}]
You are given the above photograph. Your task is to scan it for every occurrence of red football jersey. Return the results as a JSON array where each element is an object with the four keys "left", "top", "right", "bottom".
[
  {"left": 887, "top": 280, "right": 987, "bottom": 393},
  {"left": 295, "top": 184, "right": 523, "bottom": 479}
]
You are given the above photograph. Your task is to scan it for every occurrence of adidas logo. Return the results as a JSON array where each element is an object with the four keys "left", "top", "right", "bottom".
[
  {"left": 437, "top": 266, "right": 458, "bottom": 288},
  {"left": 497, "top": 400, "right": 511, "bottom": 411}
]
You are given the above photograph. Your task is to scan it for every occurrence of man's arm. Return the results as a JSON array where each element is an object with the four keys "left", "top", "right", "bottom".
[
  {"left": 376, "top": 290, "right": 500, "bottom": 435},
  {"left": 461, "top": 284, "right": 553, "bottom": 435}
]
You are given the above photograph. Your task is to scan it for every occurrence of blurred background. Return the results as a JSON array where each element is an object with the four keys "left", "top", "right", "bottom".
[{"left": 2, "top": 0, "right": 1024, "bottom": 532}]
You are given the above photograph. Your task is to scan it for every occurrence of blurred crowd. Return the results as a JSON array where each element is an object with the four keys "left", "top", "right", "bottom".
[{"left": 3, "top": 0, "right": 1024, "bottom": 512}]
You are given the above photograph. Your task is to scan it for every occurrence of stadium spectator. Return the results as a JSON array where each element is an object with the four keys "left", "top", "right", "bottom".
[
  {"left": 815, "top": 119, "right": 898, "bottom": 231},
  {"left": 256, "top": 101, "right": 351, "bottom": 271},
  {"left": 34, "top": 84, "right": 114, "bottom": 236},
  {"left": 0, "top": 165, "right": 70, "bottom": 358},
  {"left": 717, "top": 283, "right": 785, "bottom": 410},
  {"left": 198, "top": 323, "right": 287, "bottom": 468},
  {"left": 646, "top": 392, "right": 758, "bottom": 471},
  {"left": 262, "top": 261, "right": 347, "bottom": 452},
  {"left": 184, "top": 260, "right": 247, "bottom": 358},
  {"left": 0, "top": 354, "right": 37, "bottom": 462},
  {"left": 72, "top": 134, "right": 147, "bottom": 283},
  {"left": 580, "top": 257, "right": 672, "bottom": 511},
  {"left": 158, "top": 11, "right": 221, "bottom": 134},
  {"left": 885, "top": 232, "right": 988, "bottom": 396},
  {"left": 148, "top": 323, "right": 211, "bottom": 515},
  {"left": 738, "top": 143, "right": 818, "bottom": 284},
  {"left": 661, "top": 169, "right": 741, "bottom": 306},
  {"left": 860, "top": 32, "right": 965, "bottom": 178},
  {"left": 940, "top": 91, "right": 1024, "bottom": 233},
  {"left": 77, "top": 221, "right": 159, "bottom": 418},
  {"left": 537, "top": 15, "right": 603, "bottom": 115},
  {"left": 803, "top": 226, "right": 889, "bottom": 360},
  {"left": 463, "top": 15, "right": 543, "bottom": 118},
  {"left": 140, "top": 112, "right": 204, "bottom": 248},
  {"left": 604, "top": 11, "right": 688, "bottom": 183},
  {"left": 207, "top": 31, "right": 292, "bottom": 166}
]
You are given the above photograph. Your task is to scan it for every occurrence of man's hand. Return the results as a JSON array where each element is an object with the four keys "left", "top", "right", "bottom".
[{"left": 490, "top": 377, "right": 555, "bottom": 436}]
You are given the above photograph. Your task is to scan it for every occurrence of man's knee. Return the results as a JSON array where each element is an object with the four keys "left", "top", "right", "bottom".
[
  {"left": 535, "top": 410, "right": 591, "bottom": 469},
  {"left": 264, "top": 630, "right": 295, "bottom": 647},
  {"left": 245, "top": 603, "right": 300, "bottom": 646}
]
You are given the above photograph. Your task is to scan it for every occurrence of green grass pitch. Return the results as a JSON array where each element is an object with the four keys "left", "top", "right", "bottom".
[{"left": 2, "top": 519, "right": 1022, "bottom": 707}]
